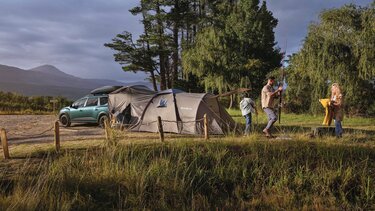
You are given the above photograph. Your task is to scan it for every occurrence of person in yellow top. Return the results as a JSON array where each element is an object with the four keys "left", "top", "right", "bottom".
[{"left": 331, "top": 83, "right": 344, "bottom": 138}]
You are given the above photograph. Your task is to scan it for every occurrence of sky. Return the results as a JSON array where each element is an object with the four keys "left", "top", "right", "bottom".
[{"left": 0, "top": 0, "right": 372, "bottom": 82}]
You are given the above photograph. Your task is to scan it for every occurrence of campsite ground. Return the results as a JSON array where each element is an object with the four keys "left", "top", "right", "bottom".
[
  {"left": 0, "top": 112, "right": 374, "bottom": 209},
  {"left": 1, "top": 111, "right": 374, "bottom": 145},
  {"left": 0, "top": 115, "right": 105, "bottom": 144}
]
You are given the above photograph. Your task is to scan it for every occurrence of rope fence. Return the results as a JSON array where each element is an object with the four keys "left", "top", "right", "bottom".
[
  {"left": 9, "top": 126, "right": 55, "bottom": 139},
  {"left": 0, "top": 113, "right": 220, "bottom": 160},
  {"left": 111, "top": 115, "right": 237, "bottom": 136},
  {"left": 110, "top": 115, "right": 212, "bottom": 141},
  {"left": 111, "top": 118, "right": 205, "bottom": 128},
  {"left": 0, "top": 120, "right": 61, "bottom": 159}
]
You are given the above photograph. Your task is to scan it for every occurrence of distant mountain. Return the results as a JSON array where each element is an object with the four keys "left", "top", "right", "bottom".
[
  {"left": 28, "top": 64, "right": 75, "bottom": 78},
  {"left": 0, "top": 64, "right": 151, "bottom": 99}
]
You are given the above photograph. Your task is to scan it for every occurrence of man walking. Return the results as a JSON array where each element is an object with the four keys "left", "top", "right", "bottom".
[{"left": 261, "top": 76, "right": 282, "bottom": 137}]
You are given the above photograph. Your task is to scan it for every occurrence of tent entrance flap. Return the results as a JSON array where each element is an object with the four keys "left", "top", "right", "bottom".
[{"left": 116, "top": 104, "right": 131, "bottom": 125}]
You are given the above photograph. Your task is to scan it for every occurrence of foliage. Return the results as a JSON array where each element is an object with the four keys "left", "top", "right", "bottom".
[
  {"left": 285, "top": 4, "right": 375, "bottom": 115},
  {"left": 182, "top": 0, "right": 282, "bottom": 95},
  {"left": 106, "top": 0, "right": 281, "bottom": 94},
  {"left": 104, "top": 31, "right": 160, "bottom": 91},
  {"left": 105, "top": 0, "right": 195, "bottom": 91},
  {"left": 0, "top": 91, "right": 71, "bottom": 113}
]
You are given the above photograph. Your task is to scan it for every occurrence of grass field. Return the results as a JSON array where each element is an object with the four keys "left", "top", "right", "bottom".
[
  {"left": 0, "top": 111, "right": 374, "bottom": 210},
  {"left": 228, "top": 109, "right": 375, "bottom": 130}
]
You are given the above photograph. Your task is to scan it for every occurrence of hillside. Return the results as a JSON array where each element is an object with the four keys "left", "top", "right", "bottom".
[{"left": 0, "top": 64, "right": 148, "bottom": 99}]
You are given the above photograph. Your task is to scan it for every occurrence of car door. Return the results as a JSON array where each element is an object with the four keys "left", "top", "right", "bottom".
[
  {"left": 98, "top": 96, "right": 108, "bottom": 111},
  {"left": 80, "top": 97, "right": 99, "bottom": 122},
  {"left": 94, "top": 96, "right": 108, "bottom": 117},
  {"left": 69, "top": 98, "right": 88, "bottom": 121}
]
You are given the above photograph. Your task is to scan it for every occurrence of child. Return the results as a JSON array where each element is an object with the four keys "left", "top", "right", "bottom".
[{"left": 240, "top": 92, "right": 257, "bottom": 136}]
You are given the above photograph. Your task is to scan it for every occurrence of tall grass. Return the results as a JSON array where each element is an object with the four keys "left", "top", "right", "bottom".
[{"left": 0, "top": 140, "right": 374, "bottom": 210}]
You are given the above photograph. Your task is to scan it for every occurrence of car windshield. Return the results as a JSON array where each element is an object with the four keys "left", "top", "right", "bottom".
[{"left": 86, "top": 98, "right": 98, "bottom": 107}]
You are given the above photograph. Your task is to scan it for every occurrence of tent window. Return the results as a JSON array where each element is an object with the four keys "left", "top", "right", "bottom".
[{"left": 157, "top": 98, "right": 168, "bottom": 108}]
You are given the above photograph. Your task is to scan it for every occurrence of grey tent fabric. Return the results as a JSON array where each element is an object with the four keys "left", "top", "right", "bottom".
[
  {"left": 108, "top": 85, "right": 156, "bottom": 125},
  {"left": 91, "top": 86, "right": 122, "bottom": 95},
  {"left": 108, "top": 86, "right": 236, "bottom": 135}
]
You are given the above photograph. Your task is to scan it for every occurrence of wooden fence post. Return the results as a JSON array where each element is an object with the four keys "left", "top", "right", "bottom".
[
  {"left": 0, "top": 128, "right": 10, "bottom": 159},
  {"left": 104, "top": 118, "right": 110, "bottom": 141},
  {"left": 54, "top": 121, "right": 60, "bottom": 152},
  {"left": 204, "top": 114, "right": 209, "bottom": 140},
  {"left": 157, "top": 116, "right": 164, "bottom": 142}
]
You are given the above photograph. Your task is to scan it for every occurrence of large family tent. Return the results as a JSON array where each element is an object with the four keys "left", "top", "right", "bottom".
[{"left": 108, "top": 85, "right": 236, "bottom": 135}]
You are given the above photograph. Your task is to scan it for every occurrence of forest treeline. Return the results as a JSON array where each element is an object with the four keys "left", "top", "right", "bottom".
[
  {"left": 105, "top": 0, "right": 375, "bottom": 115},
  {"left": 0, "top": 91, "right": 71, "bottom": 113},
  {"left": 104, "top": 0, "right": 282, "bottom": 98}
]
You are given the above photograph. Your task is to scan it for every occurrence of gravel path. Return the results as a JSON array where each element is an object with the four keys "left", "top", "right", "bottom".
[{"left": 0, "top": 115, "right": 105, "bottom": 145}]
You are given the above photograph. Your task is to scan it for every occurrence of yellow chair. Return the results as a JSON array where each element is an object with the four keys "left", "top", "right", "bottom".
[{"left": 319, "top": 99, "right": 333, "bottom": 126}]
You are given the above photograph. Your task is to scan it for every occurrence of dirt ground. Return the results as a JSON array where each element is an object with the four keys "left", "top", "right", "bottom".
[{"left": 0, "top": 115, "right": 105, "bottom": 145}]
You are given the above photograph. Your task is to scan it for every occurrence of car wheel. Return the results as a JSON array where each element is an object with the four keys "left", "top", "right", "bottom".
[
  {"left": 60, "top": 114, "right": 71, "bottom": 127},
  {"left": 99, "top": 115, "right": 109, "bottom": 128}
]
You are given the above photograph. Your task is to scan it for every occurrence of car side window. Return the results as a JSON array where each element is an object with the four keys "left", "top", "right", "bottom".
[
  {"left": 99, "top": 97, "right": 108, "bottom": 106},
  {"left": 86, "top": 98, "right": 98, "bottom": 107},
  {"left": 72, "top": 98, "right": 87, "bottom": 108}
]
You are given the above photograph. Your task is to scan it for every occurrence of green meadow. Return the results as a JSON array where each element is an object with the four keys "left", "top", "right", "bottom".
[{"left": 0, "top": 112, "right": 374, "bottom": 210}]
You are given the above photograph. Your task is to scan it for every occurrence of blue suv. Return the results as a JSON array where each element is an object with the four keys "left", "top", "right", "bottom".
[{"left": 59, "top": 94, "right": 109, "bottom": 128}]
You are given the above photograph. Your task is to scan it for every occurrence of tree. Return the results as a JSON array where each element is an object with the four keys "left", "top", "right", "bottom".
[
  {"left": 182, "top": 0, "right": 281, "bottom": 106},
  {"left": 285, "top": 4, "right": 375, "bottom": 115},
  {"left": 105, "top": 0, "right": 160, "bottom": 91},
  {"left": 104, "top": 31, "right": 159, "bottom": 91},
  {"left": 106, "top": 0, "right": 281, "bottom": 95}
]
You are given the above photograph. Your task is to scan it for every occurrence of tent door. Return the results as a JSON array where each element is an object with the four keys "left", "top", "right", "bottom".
[{"left": 116, "top": 104, "right": 132, "bottom": 125}]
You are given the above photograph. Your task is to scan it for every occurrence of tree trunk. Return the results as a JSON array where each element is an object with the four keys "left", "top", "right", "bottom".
[
  {"left": 181, "top": 28, "right": 185, "bottom": 80},
  {"left": 229, "top": 94, "right": 234, "bottom": 109},
  {"left": 141, "top": 1, "right": 158, "bottom": 91},
  {"left": 192, "top": 0, "right": 197, "bottom": 37},
  {"left": 156, "top": 1, "right": 167, "bottom": 90},
  {"left": 171, "top": 0, "right": 180, "bottom": 87},
  {"left": 159, "top": 55, "right": 167, "bottom": 90},
  {"left": 166, "top": 57, "right": 172, "bottom": 89},
  {"left": 150, "top": 70, "right": 158, "bottom": 91}
]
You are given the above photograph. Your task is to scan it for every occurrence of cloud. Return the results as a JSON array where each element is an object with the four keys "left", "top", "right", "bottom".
[
  {"left": 0, "top": 0, "right": 372, "bottom": 81},
  {"left": 0, "top": 0, "right": 144, "bottom": 81}
]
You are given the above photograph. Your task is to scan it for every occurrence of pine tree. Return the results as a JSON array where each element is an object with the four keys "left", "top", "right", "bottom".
[
  {"left": 104, "top": 0, "right": 160, "bottom": 91},
  {"left": 182, "top": 0, "right": 281, "bottom": 105}
]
